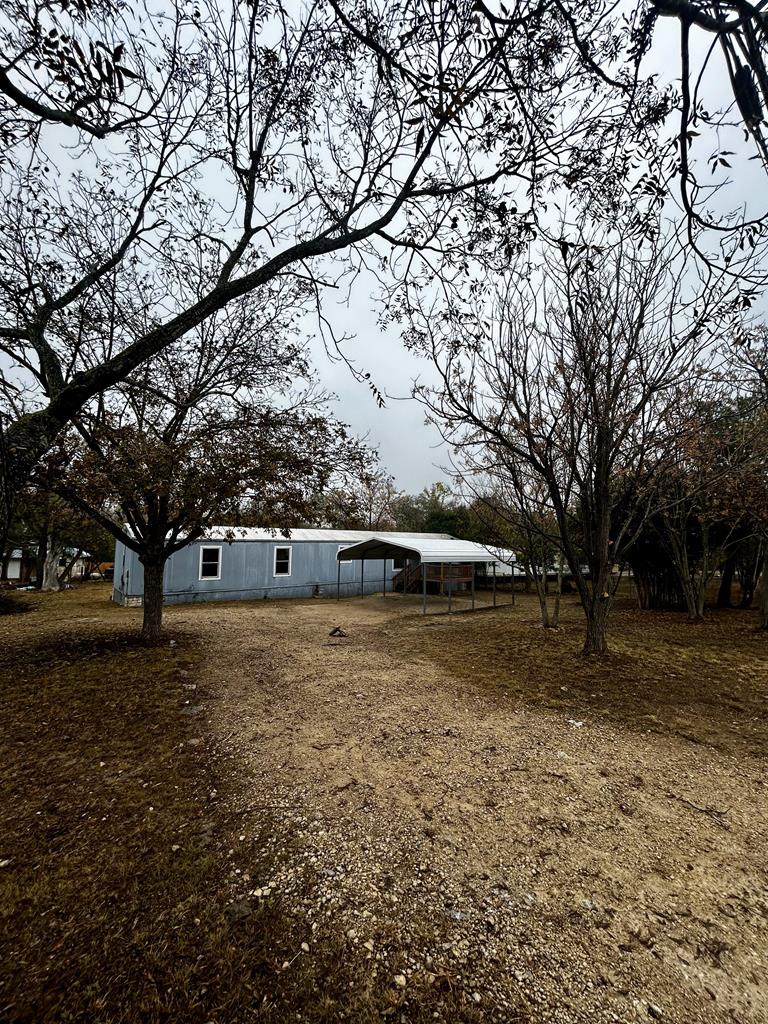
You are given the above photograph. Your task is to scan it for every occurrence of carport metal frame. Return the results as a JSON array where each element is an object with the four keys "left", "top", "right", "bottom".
[{"left": 335, "top": 535, "right": 509, "bottom": 615}]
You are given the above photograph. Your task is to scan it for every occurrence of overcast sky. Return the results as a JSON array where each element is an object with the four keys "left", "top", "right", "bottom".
[{"left": 304, "top": 296, "right": 445, "bottom": 493}]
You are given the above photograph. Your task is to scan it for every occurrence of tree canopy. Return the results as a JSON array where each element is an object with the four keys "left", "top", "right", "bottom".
[{"left": 0, "top": 0, "right": 674, "bottom": 543}]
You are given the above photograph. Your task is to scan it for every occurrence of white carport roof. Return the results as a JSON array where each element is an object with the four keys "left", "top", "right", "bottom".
[{"left": 336, "top": 534, "right": 513, "bottom": 564}]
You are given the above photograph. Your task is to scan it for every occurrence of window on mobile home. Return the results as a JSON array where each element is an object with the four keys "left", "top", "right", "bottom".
[
  {"left": 274, "top": 546, "right": 292, "bottom": 576},
  {"left": 199, "top": 546, "right": 222, "bottom": 580}
]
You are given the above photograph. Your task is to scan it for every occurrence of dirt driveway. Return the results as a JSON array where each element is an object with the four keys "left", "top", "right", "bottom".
[{"left": 167, "top": 592, "right": 768, "bottom": 1024}]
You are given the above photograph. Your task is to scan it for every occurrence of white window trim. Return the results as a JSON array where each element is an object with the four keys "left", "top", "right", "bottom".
[
  {"left": 198, "top": 544, "right": 222, "bottom": 581},
  {"left": 273, "top": 544, "right": 292, "bottom": 577},
  {"left": 338, "top": 544, "right": 353, "bottom": 564}
]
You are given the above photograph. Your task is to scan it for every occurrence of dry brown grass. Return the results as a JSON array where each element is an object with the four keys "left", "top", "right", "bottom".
[
  {"left": 182, "top": 589, "right": 768, "bottom": 1024},
  {"left": 3, "top": 584, "right": 767, "bottom": 1023},
  {"left": 400, "top": 590, "right": 768, "bottom": 757},
  {"left": 0, "top": 590, "right": 29, "bottom": 616},
  {"left": 0, "top": 585, "right": 501, "bottom": 1024}
]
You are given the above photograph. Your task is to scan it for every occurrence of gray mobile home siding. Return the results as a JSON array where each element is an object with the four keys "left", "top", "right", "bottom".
[{"left": 112, "top": 538, "right": 399, "bottom": 606}]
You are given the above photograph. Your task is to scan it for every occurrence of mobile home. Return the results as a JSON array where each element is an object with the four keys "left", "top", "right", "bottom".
[{"left": 112, "top": 528, "right": 456, "bottom": 606}]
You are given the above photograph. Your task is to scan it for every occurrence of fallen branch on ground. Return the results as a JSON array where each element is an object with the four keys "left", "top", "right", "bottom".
[{"left": 666, "top": 791, "right": 730, "bottom": 828}]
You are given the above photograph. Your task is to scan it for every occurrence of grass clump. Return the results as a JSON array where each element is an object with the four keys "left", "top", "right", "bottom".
[{"left": 0, "top": 589, "right": 30, "bottom": 616}]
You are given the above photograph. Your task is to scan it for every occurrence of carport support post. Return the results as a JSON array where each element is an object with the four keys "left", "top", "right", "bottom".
[
  {"left": 471, "top": 566, "right": 475, "bottom": 611},
  {"left": 492, "top": 561, "right": 496, "bottom": 608},
  {"left": 361, "top": 557, "right": 365, "bottom": 598},
  {"left": 422, "top": 562, "right": 427, "bottom": 615},
  {"left": 337, "top": 560, "right": 341, "bottom": 601},
  {"left": 383, "top": 554, "right": 386, "bottom": 598}
]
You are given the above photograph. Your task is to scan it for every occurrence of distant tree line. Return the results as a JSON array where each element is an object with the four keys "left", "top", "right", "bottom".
[{"left": 315, "top": 476, "right": 487, "bottom": 542}]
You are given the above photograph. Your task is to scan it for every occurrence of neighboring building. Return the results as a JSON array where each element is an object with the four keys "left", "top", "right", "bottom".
[
  {"left": 112, "top": 528, "right": 458, "bottom": 607},
  {"left": 53, "top": 551, "right": 93, "bottom": 581},
  {"left": 5, "top": 549, "right": 22, "bottom": 581},
  {"left": 3, "top": 547, "right": 94, "bottom": 584}
]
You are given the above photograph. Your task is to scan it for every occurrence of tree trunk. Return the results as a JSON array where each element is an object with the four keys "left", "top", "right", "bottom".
[
  {"left": 534, "top": 578, "right": 550, "bottom": 628},
  {"left": 582, "top": 563, "right": 612, "bottom": 656},
  {"left": 692, "top": 526, "right": 712, "bottom": 620},
  {"left": 42, "top": 537, "right": 63, "bottom": 591},
  {"left": 141, "top": 560, "right": 166, "bottom": 642},
  {"left": 660, "top": 511, "right": 707, "bottom": 619},
  {"left": 694, "top": 580, "right": 706, "bottom": 620},
  {"left": 716, "top": 553, "right": 736, "bottom": 608},
  {"left": 633, "top": 571, "right": 651, "bottom": 610},
  {"left": 680, "top": 576, "right": 705, "bottom": 621},
  {"left": 582, "top": 597, "right": 610, "bottom": 655},
  {"left": 19, "top": 547, "right": 35, "bottom": 584},
  {"left": 58, "top": 548, "right": 82, "bottom": 587},
  {"left": 552, "top": 553, "right": 563, "bottom": 628},
  {"left": 757, "top": 549, "right": 768, "bottom": 631},
  {"left": 35, "top": 530, "right": 48, "bottom": 590},
  {"left": 739, "top": 574, "right": 756, "bottom": 609},
  {"left": 680, "top": 564, "right": 703, "bottom": 621},
  {"left": 739, "top": 542, "right": 762, "bottom": 609},
  {"left": 530, "top": 557, "right": 554, "bottom": 629}
]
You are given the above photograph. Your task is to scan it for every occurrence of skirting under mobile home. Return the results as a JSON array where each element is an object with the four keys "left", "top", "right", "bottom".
[{"left": 111, "top": 528, "right": 456, "bottom": 607}]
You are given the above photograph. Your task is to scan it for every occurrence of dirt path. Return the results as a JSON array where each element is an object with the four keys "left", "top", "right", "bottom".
[{"left": 167, "top": 594, "right": 768, "bottom": 1024}]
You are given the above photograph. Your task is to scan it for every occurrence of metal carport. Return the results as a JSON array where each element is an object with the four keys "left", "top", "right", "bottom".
[{"left": 335, "top": 534, "right": 514, "bottom": 614}]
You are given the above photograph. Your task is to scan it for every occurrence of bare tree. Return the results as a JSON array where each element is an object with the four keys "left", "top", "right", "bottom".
[
  {"left": 654, "top": 400, "right": 758, "bottom": 619},
  {"left": 476, "top": 2, "right": 768, "bottom": 287},
  {"left": 465, "top": 481, "right": 564, "bottom": 628},
  {"left": 415, "top": 223, "right": 739, "bottom": 654},
  {"left": 566, "top": 2, "right": 768, "bottom": 283},
  {"left": 0, "top": 0, "right": 667, "bottom": 547},
  {"left": 728, "top": 337, "right": 768, "bottom": 627},
  {"left": 0, "top": 0, "right": 189, "bottom": 142},
  {"left": 316, "top": 467, "right": 402, "bottom": 530}
]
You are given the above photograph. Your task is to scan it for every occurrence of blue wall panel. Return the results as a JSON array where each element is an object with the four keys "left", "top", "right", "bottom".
[{"left": 112, "top": 538, "right": 401, "bottom": 606}]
